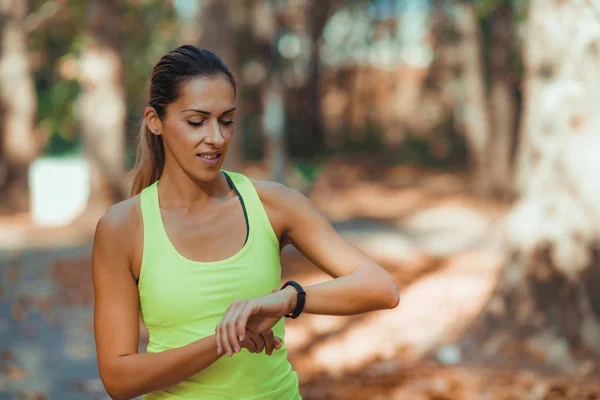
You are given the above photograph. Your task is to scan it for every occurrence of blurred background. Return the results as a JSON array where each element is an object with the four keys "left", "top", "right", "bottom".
[{"left": 2, "top": 0, "right": 600, "bottom": 398}]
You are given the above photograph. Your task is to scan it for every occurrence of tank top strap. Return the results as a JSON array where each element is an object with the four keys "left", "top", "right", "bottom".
[
  {"left": 139, "top": 181, "right": 164, "bottom": 257},
  {"left": 222, "top": 170, "right": 279, "bottom": 249}
]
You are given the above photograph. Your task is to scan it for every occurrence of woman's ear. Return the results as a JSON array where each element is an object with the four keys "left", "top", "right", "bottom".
[{"left": 144, "top": 106, "right": 163, "bottom": 135}]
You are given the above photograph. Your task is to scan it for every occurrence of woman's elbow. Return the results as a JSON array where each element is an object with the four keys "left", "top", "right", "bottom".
[
  {"left": 104, "top": 381, "right": 135, "bottom": 400},
  {"left": 102, "top": 380, "right": 123, "bottom": 400},
  {"left": 100, "top": 367, "right": 135, "bottom": 400},
  {"left": 370, "top": 273, "right": 400, "bottom": 310},
  {"left": 368, "top": 266, "right": 400, "bottom": 310},
  {"left": 381, "top": 275, "right": 400, "bottom": 309},
  {"left": 388, "top": 284, "right": 400, "bottom": 309},
  {"left": 102, "top": 378, "right": 127, "bottom": 400}
]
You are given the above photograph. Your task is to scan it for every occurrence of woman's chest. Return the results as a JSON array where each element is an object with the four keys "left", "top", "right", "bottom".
[
  {"left": 164, "top": 200, "right": 248, "bottom": 260},
  {"left": 138, "top": 247, "right": 282, "bottom": 328},
  {"left": 131, "top": 197, "right": 286, "bottom": 280}
]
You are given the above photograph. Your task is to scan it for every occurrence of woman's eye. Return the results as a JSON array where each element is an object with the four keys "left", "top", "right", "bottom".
[
  {"left": 187, "top": 120, "right": 204, "bottom": 127},
  {"left": 219, "top": 120, "right": 234, "bottom": 126}
]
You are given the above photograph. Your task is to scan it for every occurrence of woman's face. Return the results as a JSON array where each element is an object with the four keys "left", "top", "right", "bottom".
[{"left": 160, "top": 74, "right": 236, "bottom": 182}]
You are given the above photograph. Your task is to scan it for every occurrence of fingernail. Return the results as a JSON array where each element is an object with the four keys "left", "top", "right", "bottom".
[
  {"left": 235, "top": 346, "right": 240, "bottom": 353},
  {"left": 239, "top": 335, "right": 244, "bottom": 342}
]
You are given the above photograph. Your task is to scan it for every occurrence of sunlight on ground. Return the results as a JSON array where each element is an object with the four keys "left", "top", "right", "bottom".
[{"left": 289, "top": 248, "right": 503, "bottom": 382}]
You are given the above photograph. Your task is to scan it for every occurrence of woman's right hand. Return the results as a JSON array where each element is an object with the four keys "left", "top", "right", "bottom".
[{"left": 240, "top": 328, "right": 282, "bottom": 356}]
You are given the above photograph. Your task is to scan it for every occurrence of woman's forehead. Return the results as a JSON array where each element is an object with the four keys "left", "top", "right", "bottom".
[{"left": 174, "top": 75, "right": 235, "bottom": 112}]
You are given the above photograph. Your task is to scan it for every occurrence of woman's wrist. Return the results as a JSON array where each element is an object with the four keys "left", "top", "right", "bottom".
[{"left": 281, "top": 286, "right": 297, "bottom": 315}]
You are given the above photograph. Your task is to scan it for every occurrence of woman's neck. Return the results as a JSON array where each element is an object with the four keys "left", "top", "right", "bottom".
[{"left": 157, "top": 164, "right": 230, "bottom": 209}]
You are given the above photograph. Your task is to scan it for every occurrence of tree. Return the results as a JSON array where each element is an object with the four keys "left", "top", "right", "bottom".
[
  {"left": 482, "top": 2, "right": 519, "bottom": 197},
  {"left": 288, "top": 0, "right": 338, "bottom": 160},
  {"left": 241, "top": 0, "right": 286, "bottom": 182},
  {"left": 78, "top": 0, "right": 126, "bottom": 204},
  {"left": 262, "top": 1, "right": 286, "bottom": 183},
  {"left": 483, "top": 0, "right": 600, "bottom": 366},
  {"left": 454, "top": 0, "right": 518, "bottom": 197},
  {"left": 0, "top": 0, "right": 38, "bottom": 212}
]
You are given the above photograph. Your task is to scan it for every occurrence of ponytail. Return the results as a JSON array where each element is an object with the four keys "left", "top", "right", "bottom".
[{"left": 129, "top": 120, "right": 165, "bottom": 197}]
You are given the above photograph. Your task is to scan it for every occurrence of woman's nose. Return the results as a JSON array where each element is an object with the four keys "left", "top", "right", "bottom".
[{"left": 205, "top": 121, "right": 225, "bottom": 147}]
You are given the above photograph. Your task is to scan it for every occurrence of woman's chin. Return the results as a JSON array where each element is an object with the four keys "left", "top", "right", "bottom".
[{"left": 192, "top": 167, "right": 224, "bottom": 182}]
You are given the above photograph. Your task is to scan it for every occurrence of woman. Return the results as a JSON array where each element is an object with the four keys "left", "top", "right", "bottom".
[{"left": 92, "top": 45, "right": 399, "bottom": 400}]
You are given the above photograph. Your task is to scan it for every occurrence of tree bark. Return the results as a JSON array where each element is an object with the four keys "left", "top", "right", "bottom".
[
  {"left": 256, "top": 0, "right": 286, "bottom": 183},
  {"left": 79, "top": 0, "right": 126, "bottom": 204},
  {"left": 0, "top": 0, "right": 38, "bottom": 212},
  {"left": 454, "top": 2, "right": 518, "bottom": 197},
  {"left": 483, "top": 0, "right": 600, "bottom": 367},
  {"left": 264, "top": 43, "right": 286, "bottom": 184},
  {"left": 483, "top": 4, "right": 518, "bottom": 197},
  {"left": 454, "top": 2, "right": 492, "bottom": 191},
  {"left": 291, "top": 0, "right": 335, "bottom": 159}
]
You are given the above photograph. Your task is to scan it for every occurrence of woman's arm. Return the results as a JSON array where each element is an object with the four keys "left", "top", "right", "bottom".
[
  {"left": 263, "top": 181, "right": 400, "bottom": 313},
  {"left": 215, "top": 181, "right": 400, "bottom": 355},
  {"left": 93, "top": 202, "right": 226, "bottom": 400}
]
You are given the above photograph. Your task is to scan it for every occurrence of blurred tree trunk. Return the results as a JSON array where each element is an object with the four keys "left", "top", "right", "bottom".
[
  {"left": 264, "top": 43, "right": 286, "bottom": 184},
  {"left": 455, "top": 1, "right": 517, "bottom": 197},
  {"left": 484, "top": 0, "right": 600, "bottom": 367},
  {"left": 0, "top": 0, "right": 38, "bottom": 212},
  {"left": 79, "top": 0, "right": 126, "bottom": 205},
  {"left": 292, "top": 0, "right": 335, "bottom": 159},
  {"left": 483, "top": 3, "right": 518, "bottom": 197},
  {"left": 195, "top": 0, "right": 243, "bottom": 172},
  {"left": 255, "top": 0, "right": 286, "bottom": 183},
  {"left": 455, "top": 2, "right": 491, "bottom": 191}
]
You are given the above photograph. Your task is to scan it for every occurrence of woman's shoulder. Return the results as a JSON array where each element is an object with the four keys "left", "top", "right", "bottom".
[
  {"left": 251, "top": 179, "right": 301, "bottom": 202},
  {"left": 250, "top": 179, "right": 312, "bottom": 215},
  {"left": 93, "top": 195, "right": 143, "bottom": 281},
  {"left": 95, "top": 194, "right": 142, "bottom": 243}
]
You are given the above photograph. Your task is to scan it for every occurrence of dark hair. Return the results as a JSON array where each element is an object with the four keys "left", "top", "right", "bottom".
[{"left": 129, "top": 45, "right": 236, "bottom": 196}]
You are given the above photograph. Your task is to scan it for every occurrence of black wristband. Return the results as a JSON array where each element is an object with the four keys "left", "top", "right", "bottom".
[{"left": 280, "top": 280, "right": 306, "bottom": 319}]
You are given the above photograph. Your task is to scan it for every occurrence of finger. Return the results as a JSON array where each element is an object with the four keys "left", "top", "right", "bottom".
[
  {"left": 248, "top": 338, "right": 258, "bottom": 353},
  {"left": 242, "top": 337, "right": 257, "bottom": 353},
  {"left": 248, "top": 329, "right": 265, "bottom": 353},
  {"left": 219, "top": 313, "right": 233, "bottom": 357},
  {"left": 218, "top": 319, "right": 233, "bottom": 357},
  {"left": 274, "top": 336, "right": 282, "bottom": 350},
  {"left": 263, "top": 330, "right": 274, "bottom": 356},
  {"left": 234, "top": 303, "right": 255, "bottom": 342},
  {"left": 221, "top": 302, "right": 244, "bottom": 356},
  {"left": 227, "top": 301, "right": 249, "bottom": 354},
  {"left": 215, "top": 323, "right": 222, "bottom": 355}
]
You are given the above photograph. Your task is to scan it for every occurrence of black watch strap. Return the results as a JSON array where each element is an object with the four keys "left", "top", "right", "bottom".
[{"left": 280, "top": 280, "right": 306, "bottom": 319}]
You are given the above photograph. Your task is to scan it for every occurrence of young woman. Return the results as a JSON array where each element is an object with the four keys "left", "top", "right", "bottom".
[{"left": 92, "top": 45, "right": 399, "bottom": 400}]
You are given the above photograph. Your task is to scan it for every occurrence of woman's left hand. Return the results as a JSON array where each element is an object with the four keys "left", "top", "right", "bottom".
[{"left": 216, "top": 288, "right": 295, "bottom": 356}]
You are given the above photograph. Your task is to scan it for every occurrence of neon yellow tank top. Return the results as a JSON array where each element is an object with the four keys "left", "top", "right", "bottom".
[{"left": 138, "top": 171, "right": 301, "bottom": 399}]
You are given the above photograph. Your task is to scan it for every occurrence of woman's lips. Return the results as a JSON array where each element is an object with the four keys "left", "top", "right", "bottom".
[{"left": 196, "top": 153, "right": 221, "bottom": 167}]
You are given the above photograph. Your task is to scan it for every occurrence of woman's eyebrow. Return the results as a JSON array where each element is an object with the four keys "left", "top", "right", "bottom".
[
  {"left": 181, "top": 109, "right": 210, "bottom": 115},
  {"left": 221, "top": 107, "right": 236, "bottom": 115},
  {"left": 181, "top": 107, "right": 236, "bottom": 115}
]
